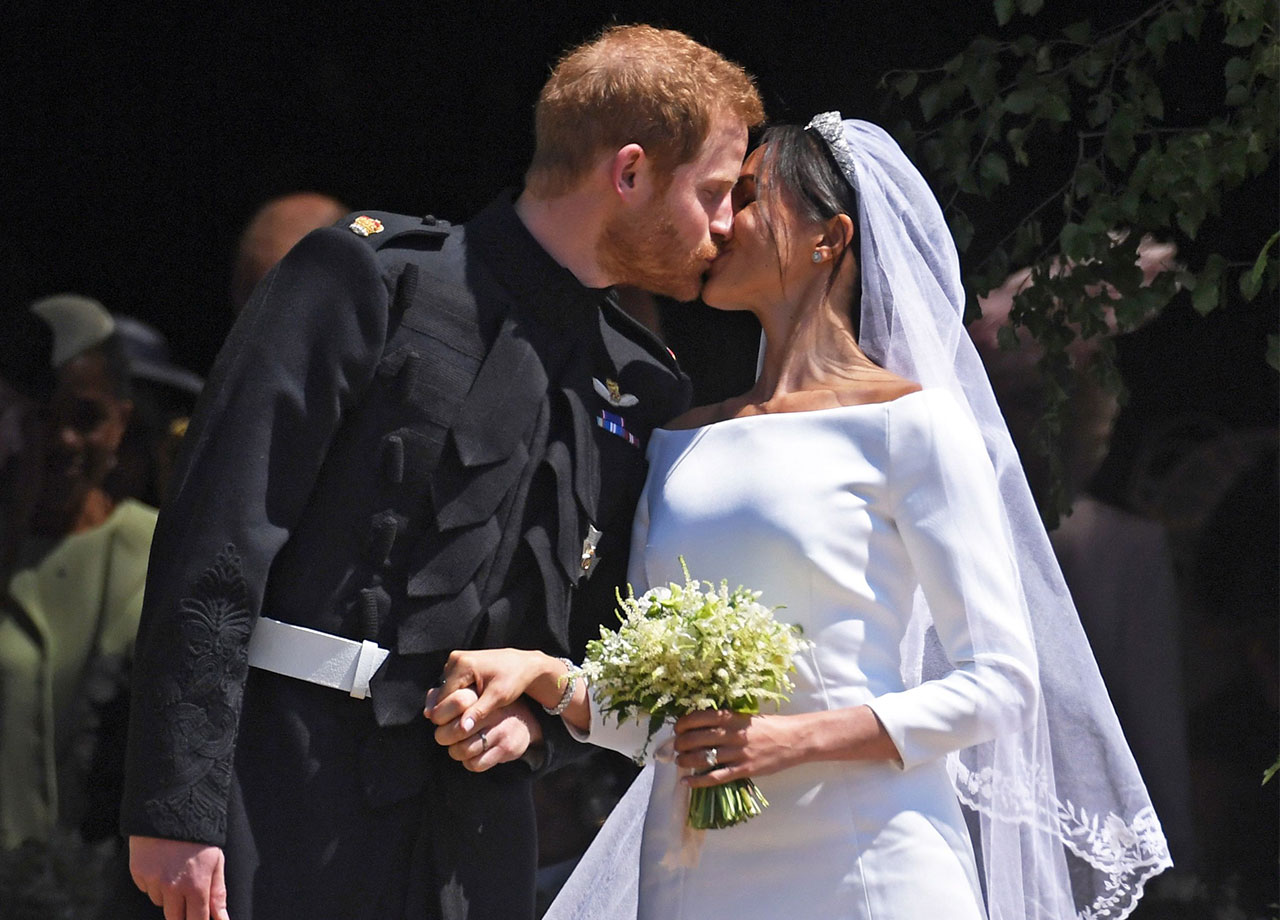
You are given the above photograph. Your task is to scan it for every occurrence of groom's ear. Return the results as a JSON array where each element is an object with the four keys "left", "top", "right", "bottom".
[{"left": 609, "top": 143, "right": 649, "bottom": 200}]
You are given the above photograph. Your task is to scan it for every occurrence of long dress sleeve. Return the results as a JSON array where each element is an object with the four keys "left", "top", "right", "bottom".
[
  {"left": 120, "top": 227, "right": 391, "bottom": 844},
  {"left": 865, "top": 391, "right": 1039, "bottom": 772}
]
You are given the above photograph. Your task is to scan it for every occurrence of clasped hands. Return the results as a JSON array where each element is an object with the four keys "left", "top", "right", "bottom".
[
  {"left": 424, "top": 648, "right": 815, "bottom": 786},
  {"left": 424, "top": 648, "right": 555, "bottom": 772}
]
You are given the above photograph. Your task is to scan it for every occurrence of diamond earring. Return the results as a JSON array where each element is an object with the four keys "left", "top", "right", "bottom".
[{"left": 811, "top": 250, "right": 823, "bottom": 263}]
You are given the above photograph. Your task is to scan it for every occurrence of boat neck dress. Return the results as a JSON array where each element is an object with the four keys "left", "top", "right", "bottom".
[{"left": 578, "top": 387, "right": 1039, "bottom": 920}]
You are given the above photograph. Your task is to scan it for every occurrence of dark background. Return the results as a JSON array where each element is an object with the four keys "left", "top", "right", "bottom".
[
  {"left": 5, "top": 1, "right": 1274, "bottom": 449},
  {"left": 5, "top": 1, "right": 995, "bottom": 377}
]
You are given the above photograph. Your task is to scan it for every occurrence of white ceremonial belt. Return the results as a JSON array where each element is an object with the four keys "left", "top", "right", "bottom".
[{"left": 247, "top": 617, "right": 389, "bottom": 700}]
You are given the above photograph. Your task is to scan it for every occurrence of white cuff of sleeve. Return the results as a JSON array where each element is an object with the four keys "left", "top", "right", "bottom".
[{"left": 863, "top": 694, "right": 912, "bottom": 771}]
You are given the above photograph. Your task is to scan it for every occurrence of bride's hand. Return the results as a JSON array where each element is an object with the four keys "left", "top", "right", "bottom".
[
  {"left": 425, "top": 648, "right": 547, "bottom": 730},
  {"left": 673, "top": 706, "right": 901, "bottom": 785},
  {"left": 672, "top": 710, "right": 801, "bottom": 787}
]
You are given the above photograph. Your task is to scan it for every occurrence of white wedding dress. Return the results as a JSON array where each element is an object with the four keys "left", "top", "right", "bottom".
[{"left": 572, "top": 388, "right": 1040, "bottom": 920}]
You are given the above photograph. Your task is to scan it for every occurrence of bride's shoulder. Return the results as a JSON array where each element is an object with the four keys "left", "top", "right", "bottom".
[
  {"left": 833, "top": 373, "right": 922, "bottom": 409},
  {"left": 662, "top": 401, "right": 731, "bottom": 431}
]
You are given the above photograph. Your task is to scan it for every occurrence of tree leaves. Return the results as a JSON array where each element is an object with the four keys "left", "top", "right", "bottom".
[
  {"left": 1004, "top": 87, "right": 1040, "bottom": 114},
  {"left": 892, "top": 72, "right": 919, "bottom": 98},
  {"left": 995, "top": 0, "right": 1044, "bottom": 25},
  {"left": 1224, "top": 55, "right": 1252, "bottom": 84},
  {"left": 892, "top": 0, "right": 1275, "bottom": 317},
  {"left": 1192, "top": 254, "right": 1227, "bottom": 314},
  {"left": 1225, "top": 83, "right": 1250, "bottom": 106},
  {"left": 1062, "top": 20, "right": 1092, "bottom": 44},
  {"left": 885, "top": 0, "right": 1277, "bottom": 523},
  {"left": 1060, "top": 223, "right": 1093, "bottom": 262},
  {"left": 980, "top": 152, "right": 1011, "bottom": 187},
  {"left": 919, "top": 84, "right": 946, "bottom": 121},
  {"left": 1040, "top": 92, "right": 1072, "bottom": 122},
  {"left": 949, "top": 210, "right": 977, "bottom": 253},
  {"left": 1224, "top": 16, "right": 1264, "bottom": 46},
  {"left": 1241, "top": 231, "right": 1279, "bottom": 300}
]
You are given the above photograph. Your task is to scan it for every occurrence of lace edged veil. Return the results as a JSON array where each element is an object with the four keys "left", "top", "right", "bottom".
[{"left": 547, "top": 115, "right": 1171, "bottom": 920}]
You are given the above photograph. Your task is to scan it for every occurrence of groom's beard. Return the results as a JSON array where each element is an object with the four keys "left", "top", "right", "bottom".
[{"left": 597, "top": 200, "right": 719, "bottom": 303}]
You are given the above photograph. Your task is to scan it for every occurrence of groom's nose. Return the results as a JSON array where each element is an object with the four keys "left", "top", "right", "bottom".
[{"left": 709, "top": 195, "right": 733, "bottom": 242}]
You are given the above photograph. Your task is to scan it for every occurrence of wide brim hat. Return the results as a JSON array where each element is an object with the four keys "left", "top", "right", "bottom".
[
  {"left": 29, "top": 293, "right": 115, "bottom": 367},
  {"left": 112, "top": 314, "right": 204, "bottom": 396}
]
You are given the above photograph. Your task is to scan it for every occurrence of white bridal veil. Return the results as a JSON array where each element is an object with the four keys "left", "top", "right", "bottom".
[{"left": 547, "top": 114, "right": 1171, "bottom": 920}]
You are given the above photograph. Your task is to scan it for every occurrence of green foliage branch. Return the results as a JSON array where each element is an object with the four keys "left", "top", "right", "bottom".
[{"left": 881, "top": 0, "right": 1277, "bottom": 523}]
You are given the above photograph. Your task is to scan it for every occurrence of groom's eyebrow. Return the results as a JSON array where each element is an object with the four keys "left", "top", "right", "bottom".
[{"left": 704, "top": 171, "right": 738, "bottom": 190}]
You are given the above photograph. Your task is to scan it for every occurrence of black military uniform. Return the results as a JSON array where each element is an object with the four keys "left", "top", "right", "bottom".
[{"left": 119, "top": 194, "right": 691, "bottom": 919}]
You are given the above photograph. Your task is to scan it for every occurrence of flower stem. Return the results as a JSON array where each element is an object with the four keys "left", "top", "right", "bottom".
[{"left": 688, "top": 777, "right": 770, "bottom": 829}]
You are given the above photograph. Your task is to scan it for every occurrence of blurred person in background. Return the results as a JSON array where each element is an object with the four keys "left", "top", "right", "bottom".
[
  {"left": 229, "top": 192, "right": 348, "bottom": 315},
  {"left": 1152, "top": 430, "right": 1278, "bottom": 913},
  {"left": 0, "top": 294, "right": 157, "bottom": 851}
]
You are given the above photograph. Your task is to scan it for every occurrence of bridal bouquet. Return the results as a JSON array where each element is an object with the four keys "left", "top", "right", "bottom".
[{"left": 577, "top": 561, "right": 808, "bottom": 829}]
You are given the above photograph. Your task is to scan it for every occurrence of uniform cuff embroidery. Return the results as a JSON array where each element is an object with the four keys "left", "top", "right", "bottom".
[{"left": 143, "top": 544, "right": 252, "bottom": 840}]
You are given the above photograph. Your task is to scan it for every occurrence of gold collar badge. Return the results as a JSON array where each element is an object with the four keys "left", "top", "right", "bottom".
[{"left": 349, "top": 216, "right": 385, "bottom": 237}]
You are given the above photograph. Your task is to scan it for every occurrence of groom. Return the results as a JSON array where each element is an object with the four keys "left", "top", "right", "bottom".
[{"left": 119, "top": 23, "right": 761, "bottom": 920}]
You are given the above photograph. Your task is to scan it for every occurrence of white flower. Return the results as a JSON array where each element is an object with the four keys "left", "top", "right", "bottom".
[{"left": 578, "top": 559, "right": 809, "bottom": 754}]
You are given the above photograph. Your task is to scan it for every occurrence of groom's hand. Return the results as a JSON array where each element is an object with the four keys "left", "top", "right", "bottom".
[
  {"left": 430, "top": 647, "right": 546, "bottom": 722},
  {"left": 426, "top": 687, "right": 544, "bottom": 772},
  {"left": 129, "top": 835, "right": 230, "bottom": 920}
]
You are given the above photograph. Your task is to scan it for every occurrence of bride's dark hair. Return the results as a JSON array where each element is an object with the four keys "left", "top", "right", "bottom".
[{"left": 755, "top": 124, "right": 863, "bottom": 337}]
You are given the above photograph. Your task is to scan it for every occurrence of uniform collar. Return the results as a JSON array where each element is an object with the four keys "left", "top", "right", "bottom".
[{"left": 465, "top": 190, "right": 611, "bottom": 334}]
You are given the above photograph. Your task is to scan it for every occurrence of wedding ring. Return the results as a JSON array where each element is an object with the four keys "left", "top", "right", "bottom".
[
  {"left": 702, "top": 747, "right": 718, "bottom": 768},
  {"left": 479, "top": 729, "right": 489, "bottom": 752}
]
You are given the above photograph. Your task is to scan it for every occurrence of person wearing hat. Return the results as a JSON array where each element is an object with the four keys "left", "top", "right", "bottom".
[
  {"left": 1, "top": 293, "right": 113, "bottom": 527},
  {"left": 120, "top": 25, "right": 763, "bottom": 920},
  {"left": 0, "top": 295, "right": 157, "bottom": 851},
  {"left": 107, "top": 315, "right": 203, "bottom": 508}
]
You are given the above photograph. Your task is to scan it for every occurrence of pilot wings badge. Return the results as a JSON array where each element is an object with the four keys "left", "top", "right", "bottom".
[{"left": 593, "top": 377, "right": 638, "bottom": 408}]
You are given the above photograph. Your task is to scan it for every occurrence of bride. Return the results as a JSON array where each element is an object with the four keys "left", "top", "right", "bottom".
[{"left": 426, "top": 114, "right": 1171, "bottom": 919}]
